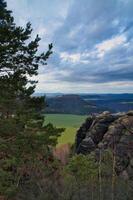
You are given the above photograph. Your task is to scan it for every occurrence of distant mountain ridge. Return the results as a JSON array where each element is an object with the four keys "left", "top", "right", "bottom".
[
  {"left": 81, "top": 94, "right": 133, "bottom": 113},
  {"left": 45, "top": 94, "right": 102, "bottom": 115},
  {"left": 44, "top": 94, "right": 133, "bottom": 114}
]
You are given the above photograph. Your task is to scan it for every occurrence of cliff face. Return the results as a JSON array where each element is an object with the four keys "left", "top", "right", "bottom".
[{"left": 76, "top": 111, "right": 133, "bottom": 179}]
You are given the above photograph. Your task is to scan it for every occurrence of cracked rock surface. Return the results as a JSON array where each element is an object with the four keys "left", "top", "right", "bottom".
[{"left": 75, "top": 111, "right": 133, "bottom": 179}]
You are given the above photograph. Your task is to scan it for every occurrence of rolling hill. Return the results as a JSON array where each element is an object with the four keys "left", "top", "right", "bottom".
[
  {"left": 45, "top": 94, "right": 102, "bottom": 115},
  {"left": 44, "top": 93, "right": 133, "bottom": 114}
]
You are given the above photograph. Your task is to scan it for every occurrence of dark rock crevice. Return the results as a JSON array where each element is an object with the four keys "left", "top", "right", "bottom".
[{"left": 75, "top": 111, "right": 133, "bottom": 179}]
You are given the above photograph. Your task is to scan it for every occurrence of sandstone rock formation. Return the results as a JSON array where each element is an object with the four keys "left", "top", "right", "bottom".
[{"left": 76, "top": 111, "right": 133, "bottom": 179}]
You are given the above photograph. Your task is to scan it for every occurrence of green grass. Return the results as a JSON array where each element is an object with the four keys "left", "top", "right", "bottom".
[{"left": 44, "top": 114, "right": 87, "bottom": 146}]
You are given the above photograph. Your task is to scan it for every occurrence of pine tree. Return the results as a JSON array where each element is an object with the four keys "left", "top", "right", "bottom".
[
  {"left": 0, "top": 1, "right": 64, "bottom": 199},
  {"left": 0, "top": 0, "right": 53, "bottom": 117}
]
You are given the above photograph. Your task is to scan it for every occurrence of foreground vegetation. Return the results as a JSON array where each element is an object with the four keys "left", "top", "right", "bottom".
[
  {"left": 13, "top": 152, "right": 133, "bottom": 200},
  {"left": 0, "top": 1, "right": 63, "bottom": 198},
  {"left": 44, "top": 114, "right": 87, "bottom": 146}
]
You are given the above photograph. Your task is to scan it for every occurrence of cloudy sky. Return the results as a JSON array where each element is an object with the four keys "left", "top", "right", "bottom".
[{"left": 7, "top": 0, "right": 133, "bottom": 93}]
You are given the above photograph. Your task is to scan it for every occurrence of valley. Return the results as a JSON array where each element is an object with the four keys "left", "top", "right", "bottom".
[
  {"left": 44, "top": 94, "right": 133, "bottom": 147},
  {"left": 44, "top": 114, "right": 87, "bottom": 146}
]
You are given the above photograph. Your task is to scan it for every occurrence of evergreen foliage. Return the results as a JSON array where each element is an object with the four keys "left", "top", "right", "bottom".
[{"left": 0, "top": 0, "right": 63, "bottom": 198}]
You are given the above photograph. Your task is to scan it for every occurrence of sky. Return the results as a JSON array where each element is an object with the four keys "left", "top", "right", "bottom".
[{"left": 7, "top": 0, "right": 133, "bottom": 94}]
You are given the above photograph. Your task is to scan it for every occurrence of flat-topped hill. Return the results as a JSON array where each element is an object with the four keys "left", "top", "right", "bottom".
[{"left": 45, "top": 94, "right": 102, "bottom": 115}]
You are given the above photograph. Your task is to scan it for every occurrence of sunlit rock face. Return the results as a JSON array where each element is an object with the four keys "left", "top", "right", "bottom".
[{"left": 76, "top": 111, "right": 133, "bottom": 179}]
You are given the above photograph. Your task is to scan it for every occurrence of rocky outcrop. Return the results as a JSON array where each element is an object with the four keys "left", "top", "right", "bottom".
[{"left": 76, "top": 111, "right": 133, "bottom": 179}]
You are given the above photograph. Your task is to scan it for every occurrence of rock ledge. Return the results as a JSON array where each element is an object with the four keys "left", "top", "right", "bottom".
[{"left": 76, "top": 111, "right": 133, "bottom": 179}]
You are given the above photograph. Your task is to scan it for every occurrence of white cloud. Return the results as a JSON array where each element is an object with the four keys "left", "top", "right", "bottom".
[
  {"left": 35, "top": 77, "right": 133, "bottom": 93},
  {"left": 95, "top": 34, "right": 127, "bottom": 58},
  {"left": 60, "top": 52, "right": 91, "bottom": 64},
  {"left": 60, "top": 52, "right": 81, "bottom": 63},
  {"left": 60, "top": 35, "right": 127, "bottom": 65}
]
